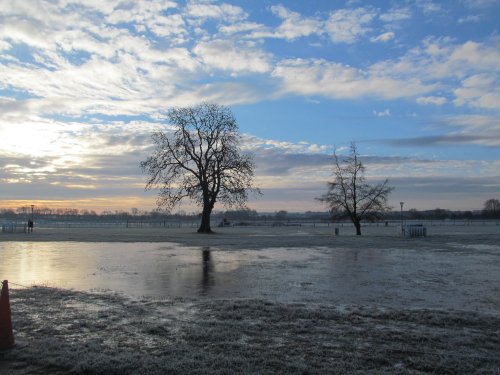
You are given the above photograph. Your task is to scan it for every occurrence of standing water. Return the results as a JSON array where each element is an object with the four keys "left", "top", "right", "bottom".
[{"left": 1, "top": 240, "right": 499, "bottom": 312}]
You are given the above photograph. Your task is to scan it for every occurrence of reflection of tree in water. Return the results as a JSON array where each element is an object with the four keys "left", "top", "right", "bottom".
[{"left": 201, "top": 247, "right": 215, "bottom": 295}]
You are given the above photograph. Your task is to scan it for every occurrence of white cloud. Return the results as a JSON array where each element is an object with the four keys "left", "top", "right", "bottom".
[
  {"left": 371, "top": 32, "right": 395, "bottom": 43},
  {"left": 0, "top": 19, "right": 54, "bottom": 50},
  {"left": 268, "top": 5, "right": 322, "bottom": 40},
  {"left": 2, "top": 60, "right": 198, "bottom": 116},
  {"left": 0, "top": 40, "right": 11, "bottom": 51},
  {"left": 243, "top": 135, "right": 330, "bottom": 155},
  {"left": 272, "top": 58, "right": 434, "bottom": 100},
  {"left": 58, "top": 0, "right": 119, "bottom": 15},
  {"left": 416, "top": 96, "right": 447, "bottom": 105},
  {"left": 239, "top": 5, "right": 322, "bottom": 41},
  {"left": 411, "top": 36, "right": 500, "bottom": 87},
  {"left": 186, "top": 1, "right": 247, "bottom": 23},
  {"left": 435, "top": 115, "right": 500, "bottom": 147},
  {"left": 370, "top": 38, "right": 500, "bottom": 107},
  {"left": 193, "top": 39, "right": 271, "bottom": 74},
  {"left": 143, "top": 14, "right": 186, "bottom": 39},
  {"left": 105, "top": 2, "right": 187, "bottom": 41},
  {"left": 384, "top": 114, "right": 500, "bottom": 147},
  {"left": 0, "top": 0, "right": 210, "bottom": 118},
  {"left": 0, "top": 33, "right": 266, "bottom": 117},
  {"left": 219, "top": 22, "right": 264, "bottom": 35},
  {"left": 463, "top": 0, "right": 500, "bottom": 8},
  {"left": 447, "top": 41, "right": 500, "bottom": 73},
  {"left": 241, "top": 135, "right": 332, "bottom": 191},
  {"left": 416, "top": 0, "right": 442, "bottom": 14},
  {"left": 453, "top": 74, "right": 500, "bottom": 109},
  {"left": 171, "top": 82, "right": 270, "bottom": 107},
  {"left": 458, "top": 15, "right": 481, "bottom": 23},
  {"left": 379, "top": 8, "right": 412, "bottom": 22},
  {"left": 373, "top": 109, "right": 391, "bottom": 117},
  {"left": 325, "top": 7, "right": 376, "bottom": 43},
  {"left": 446, "top": 115, "right": 500, "bottom": 146}
]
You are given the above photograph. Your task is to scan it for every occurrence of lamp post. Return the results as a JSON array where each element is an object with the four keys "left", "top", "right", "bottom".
[
  {"left": 30, "top": 205, "right": 35, "bottom": 233},
  {"left": 400, "top": 202, "right": 404, "bottom": 235}
]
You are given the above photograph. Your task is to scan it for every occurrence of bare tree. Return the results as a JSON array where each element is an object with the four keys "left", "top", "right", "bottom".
[
  {"left": 318, "top": 143, "right": 394, "bottom": 235},
  {"left": 141, "top": 103, "right": 258, "bottom": 233}
]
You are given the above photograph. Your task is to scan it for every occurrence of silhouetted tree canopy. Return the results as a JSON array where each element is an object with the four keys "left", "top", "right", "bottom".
[
  {"left": 318, "top": 143, "right": 394, "bottom": 235},
  {"left": 141, "top": 103, "right": 258, "bottom": 233},
  {"left": 274, "top": 210, "right": 288, "bottom": 221},
  {"left": 431, "top": 208, "right": 451, "bottom": 220},
  {"left": 483, "top": 198, "right": 500, "bottom": 219}
]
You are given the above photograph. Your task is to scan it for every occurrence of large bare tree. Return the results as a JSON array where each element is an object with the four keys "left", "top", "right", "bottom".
[
  {"left": 319, "top": 143, "right": 393, "bottom": 235},
  {"left": 141, "top": 103, "right": 258, "bottom": 233}
]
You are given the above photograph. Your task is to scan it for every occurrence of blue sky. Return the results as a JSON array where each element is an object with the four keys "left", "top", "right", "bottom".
[{"left": 0, "top": 0, "right": 499, "bottom": 213}]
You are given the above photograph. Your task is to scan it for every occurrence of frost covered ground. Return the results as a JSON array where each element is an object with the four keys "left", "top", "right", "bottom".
[
  {"left": 2, "top": 287, "right": 500, "bottom": 374},
  {"left": 1, "top": 225, "right": 500, "bottom": 373}
]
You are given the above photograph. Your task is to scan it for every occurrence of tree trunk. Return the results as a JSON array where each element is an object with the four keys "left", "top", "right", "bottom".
[
  {"left": 198, "top": 204, "right": 212, "bottom": 233},
  {"left": 353, "top": 220, "right": 362, "bottom": 235}
]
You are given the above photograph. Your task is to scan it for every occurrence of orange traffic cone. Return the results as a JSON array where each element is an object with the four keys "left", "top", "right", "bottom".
[{"left": 0, "top": 280, "right": 15, "bottom": 349}]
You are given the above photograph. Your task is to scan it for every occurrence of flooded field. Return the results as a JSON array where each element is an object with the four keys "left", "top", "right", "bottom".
[{"left": 1, "top": 226, "right": 499, "bottom": 312}]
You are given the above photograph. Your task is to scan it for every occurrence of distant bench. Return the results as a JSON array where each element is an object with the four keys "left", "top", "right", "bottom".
[{"left": 404, "top": 224, "right": 427, "bottom": 238}]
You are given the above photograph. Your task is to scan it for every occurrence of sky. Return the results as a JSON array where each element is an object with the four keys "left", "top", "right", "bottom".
[{"left": 0, "top": 0, "right": 499, "bottom": 213}]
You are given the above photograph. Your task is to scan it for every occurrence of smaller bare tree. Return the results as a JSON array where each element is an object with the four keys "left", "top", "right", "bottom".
[{"left": 318, "top": 143, "right": 394, "bottom": 235}]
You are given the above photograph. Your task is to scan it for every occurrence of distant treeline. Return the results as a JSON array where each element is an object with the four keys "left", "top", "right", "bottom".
[{"left": 1, "top": 202, "right": 499, "bottom": 222}]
